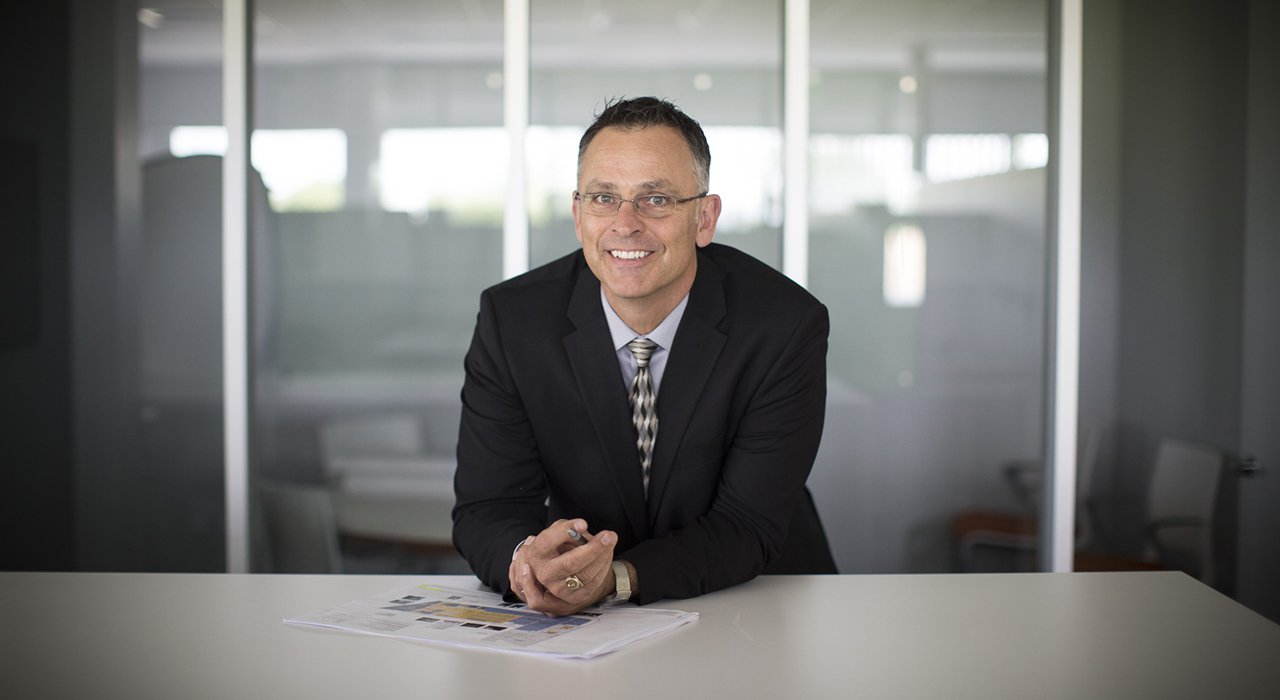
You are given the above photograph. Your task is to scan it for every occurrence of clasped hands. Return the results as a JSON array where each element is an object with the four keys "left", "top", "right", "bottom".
[{"left": 509, "top": 518, "right": 616, "bottom": 617}]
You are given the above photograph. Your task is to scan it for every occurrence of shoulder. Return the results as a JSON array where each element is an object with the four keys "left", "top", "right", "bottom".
[
  {"left": 698, "top": 242, "right": 825, "bottom": 319},
  {"left": 481, "top": 249, "right": 588, "bottom": 317}
]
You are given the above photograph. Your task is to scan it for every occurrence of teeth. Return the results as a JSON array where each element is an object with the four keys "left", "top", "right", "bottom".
[{"left": 610, "top": 250, "right": 651, "bottom": 260}]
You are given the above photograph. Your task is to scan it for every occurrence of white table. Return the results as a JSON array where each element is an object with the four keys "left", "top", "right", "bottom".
[{"left": 2, "top": 572, "right": 1277, "bottom": 699}]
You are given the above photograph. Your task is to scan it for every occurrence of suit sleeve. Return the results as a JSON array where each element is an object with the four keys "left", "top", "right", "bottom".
[
  {"left": 622, "top": 302, "right": 829, "bottom": 604},
  {"left": 451, "top": 289, "right": 548, "bottom": 597}
]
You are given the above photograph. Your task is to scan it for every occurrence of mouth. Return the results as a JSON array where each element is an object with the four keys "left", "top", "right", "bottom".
[{"left": 609, "top": 250, "right": 652, "bottom": 260}]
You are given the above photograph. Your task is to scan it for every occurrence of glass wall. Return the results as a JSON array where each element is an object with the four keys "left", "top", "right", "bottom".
[
  {"left": 136, "top": 2, "right": 226, "bottom": 571},
  {"left": 136, "top": 0, "right": 1053, "bottom": 576},
  {"left": 805, "top": 0, "right": 1049, "bottom": 573},
  {"left": 247, "top": 1, "right": 505, "bottom": 572}
]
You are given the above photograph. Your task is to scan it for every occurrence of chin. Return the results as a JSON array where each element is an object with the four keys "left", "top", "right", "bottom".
[{"left": 604, "top": 284, "right": 654, "bottom": 301}]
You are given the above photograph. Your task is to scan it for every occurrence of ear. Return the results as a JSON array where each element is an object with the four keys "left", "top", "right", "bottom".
[
  {"left": 573, "top": 193, "right": 584, "bottom": 243},
  {"left": 695, "top": 194, "right": 721, "bottom": 248}
]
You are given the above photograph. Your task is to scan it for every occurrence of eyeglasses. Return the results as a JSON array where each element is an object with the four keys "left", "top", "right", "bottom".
[{"left": 574, "top": 191, "right": 708, "bottom": 218}]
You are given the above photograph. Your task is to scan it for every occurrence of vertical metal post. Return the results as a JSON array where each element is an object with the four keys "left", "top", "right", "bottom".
[
  {"left": 782, "top": 0, "right": 810, "bottom": 288},
  {"left": 1042, "top": 0, "right": 1083, "bottom": 573},
  {"left": 223, "top": 0, "right": 253, "bottom": 574},
  {"left": 504, "top": 0, "right": 530, "bottom": 280}
]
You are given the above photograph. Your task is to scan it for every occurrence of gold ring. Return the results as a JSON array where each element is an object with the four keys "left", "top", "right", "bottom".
[{"left": 564, "top": 574, "right": 584, "bottom": 590}]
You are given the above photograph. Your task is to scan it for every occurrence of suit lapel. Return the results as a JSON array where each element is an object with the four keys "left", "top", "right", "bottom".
[
  {"left": 646, "top": 253, "right": 728, "bottom": 516},
  {"left": 563, "top": 264, "right": 650, "bottom": 541}
]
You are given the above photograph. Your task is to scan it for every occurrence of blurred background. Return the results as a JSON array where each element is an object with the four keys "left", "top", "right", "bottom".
[{"left": 2, "top": 0, "right": 1276, "bottom": 623}]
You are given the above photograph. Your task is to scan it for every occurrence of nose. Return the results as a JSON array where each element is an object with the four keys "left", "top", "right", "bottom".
[{"left": 609, "top": 199, "right": 645, "bottom": 232}]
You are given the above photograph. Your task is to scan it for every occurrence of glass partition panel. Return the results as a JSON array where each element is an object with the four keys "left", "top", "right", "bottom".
[
  {"left": 528, "top": 0, "right": 784, "bottom": 269},
  {"left": 252, "top": 0, "right": 504, "bottom": 573},
  {"left": 805, "top": 0, "right": 1049, "bottom": 575},
  {"left": 137, "top": 1, "right": 226, "bottom": 571}
]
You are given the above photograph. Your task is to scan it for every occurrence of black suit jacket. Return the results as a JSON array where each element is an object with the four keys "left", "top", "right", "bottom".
[{"left": 452, "top": 243, "right": 836, "bottom": 605}]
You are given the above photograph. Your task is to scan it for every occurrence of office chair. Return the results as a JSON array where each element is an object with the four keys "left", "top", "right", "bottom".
[
  {"left": 1138, "top": 439, "right": 1226, "bottom": 585},
  {"left": 951, "top": 426, "right": 1101, "bottom": 572},
  {"left": 955, "top": 436, "right": 1227, "bottom": 583},
  {"left": 254, "top": 477, "right": 343, "bottom": 574}
]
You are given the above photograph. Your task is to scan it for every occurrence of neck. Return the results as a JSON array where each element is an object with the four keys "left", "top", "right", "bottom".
[
  {"left": 604, "top": 279, "right": 693, "bottom": 336},
  {"left": 605, "top": 294, "right": 675, "bottom": 336}
]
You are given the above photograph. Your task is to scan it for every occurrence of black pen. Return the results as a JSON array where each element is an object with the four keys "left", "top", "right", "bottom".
[{"left": 566, "top": 528, "right": 587, "bottom": 545}]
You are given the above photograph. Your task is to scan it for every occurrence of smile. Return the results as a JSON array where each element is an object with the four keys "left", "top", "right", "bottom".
[{"left": 610, "top": 250, "right": 652, "bottom": 260}]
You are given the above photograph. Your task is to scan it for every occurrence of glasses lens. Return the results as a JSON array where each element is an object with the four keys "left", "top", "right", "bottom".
[
  {"left": 637, "top": 196, "right": 674, "bottom": 218},
  {"left": 581, "top": 194, "right": 613, "bottom": 216}
]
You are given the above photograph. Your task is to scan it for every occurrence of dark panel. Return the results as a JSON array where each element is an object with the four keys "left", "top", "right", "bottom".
[
  {"left": 0, "top": 137, "right": 40, "bottom": 350},
  {"left": 1114, "top": 0, "right": 1248, "bottom": 558},
  {"left": 0, "top": 0, "right": 73, "bottom": 571}
]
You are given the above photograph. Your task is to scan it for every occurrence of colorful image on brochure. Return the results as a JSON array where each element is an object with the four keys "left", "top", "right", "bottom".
[{"left": 375, "top": 591, "right": 594, "bottom": 647}]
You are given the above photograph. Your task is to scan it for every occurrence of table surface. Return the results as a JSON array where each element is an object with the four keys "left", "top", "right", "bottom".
[{"left": 2, "top": 571, "right": 1278, "bottom": 700}]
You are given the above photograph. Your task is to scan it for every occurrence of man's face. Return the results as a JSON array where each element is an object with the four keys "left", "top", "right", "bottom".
[{"left": 574, "top": 126, "right": 720, "bottom": 316}]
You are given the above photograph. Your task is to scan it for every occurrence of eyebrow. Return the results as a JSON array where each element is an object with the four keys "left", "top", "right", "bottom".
[{"left": 582, "top": 179, "right": 678, "bottom": 193}]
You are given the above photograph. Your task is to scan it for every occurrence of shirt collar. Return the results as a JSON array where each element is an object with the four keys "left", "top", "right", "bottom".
[{"left": 600, "top": 286, "right": 689, "bottom": 352}]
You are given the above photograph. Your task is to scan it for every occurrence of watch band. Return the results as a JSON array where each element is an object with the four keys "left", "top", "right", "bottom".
[{"left": 600, "top": 560, "right": 631, "bottom": 607}]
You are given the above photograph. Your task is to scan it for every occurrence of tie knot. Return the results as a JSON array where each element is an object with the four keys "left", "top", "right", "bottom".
[{"left": 626, "top": 338, "right": 658, "bottom": 367}]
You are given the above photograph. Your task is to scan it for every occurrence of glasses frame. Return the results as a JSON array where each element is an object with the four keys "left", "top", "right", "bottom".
[{"left": 574, "top": 191, "right": 709, "bottom": 218}]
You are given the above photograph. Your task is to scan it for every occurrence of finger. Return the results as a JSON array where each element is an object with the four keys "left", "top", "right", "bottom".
[
  {"left": 514, "top": 534, "right": 535, "bottom": 560},
  {"left": 564, "top": 519, "right": 589, "bottom": 546},
  {"left": 519, "top": 564, "right": 539, "bottom": 602},
  {"left": 536, "top": 519, "right": 592, "bottom": 557},
  {"left": 557, "top": 539, "right": 614, "bottom": 589},
  {"left": 541, "top": 530, "right": 617, "bottom": 581},
  {"left": 525, "top": 520, "right": 576, "bottom": 559},
  {"left": 521, "top": 565, "right": 571, "bottom": 616},
  {"left": 531, "top": 556, "right": 597, "bottom": 602},
  {"left": 535, "top": 533, "right": 617, "bottom": 601},
  {"left": 509, "top": 536, "right": 534, "bottom": 588},
  {"left": 571, "top": 548, "right": 615, "bottom": 587},
  {"left": 524, "top": 589, "right": 579, "bottom": 617},
  {"left": 508, "top": 561, "right": 527, "bottom": 602},
  {"left": 509, "top": 534, "right": 538, "bottom": 600}
]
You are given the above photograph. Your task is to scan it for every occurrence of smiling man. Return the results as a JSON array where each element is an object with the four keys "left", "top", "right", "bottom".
[{"left": 452, "top": 97, "right": 836, "bottom": 616}]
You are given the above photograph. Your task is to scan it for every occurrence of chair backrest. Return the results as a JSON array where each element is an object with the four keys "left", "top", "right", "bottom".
[
  {"left": 255, "top": 478, "right": 342, "bottom": 574},
  {"left": 1145, "top": 439, "right": 1225, "bottom": 584},
  {"left": 1146, "top": 440, "right": 1224, "bottom": 523}
]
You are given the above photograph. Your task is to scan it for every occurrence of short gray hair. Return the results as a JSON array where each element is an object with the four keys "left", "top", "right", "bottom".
[{"left": 577, "top": 97, "right": 710, "bottom": 194}]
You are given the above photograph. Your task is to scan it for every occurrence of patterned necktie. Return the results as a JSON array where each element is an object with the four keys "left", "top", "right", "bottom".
[{"left": 626, "top": 338, "right": 659, "bottom": 495}]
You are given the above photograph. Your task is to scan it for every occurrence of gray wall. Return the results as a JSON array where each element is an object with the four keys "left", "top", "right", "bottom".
[
  {"left": 1080, "top": 0, "right": 1278, "bottom": 618},
  {"left": 1238, "top": 0, "right": 1280, "bottom": 622},
  {"left": 1115, "top": 0, "right": 1246, "bottom": 504},
  {"left": 1079, "top": 0, "right": 1123, "bottom": 505}
]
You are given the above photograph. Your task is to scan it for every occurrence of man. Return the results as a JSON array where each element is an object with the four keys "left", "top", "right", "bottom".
[{"left": 453, "top": 97, "right": 835, "bottom": 616}]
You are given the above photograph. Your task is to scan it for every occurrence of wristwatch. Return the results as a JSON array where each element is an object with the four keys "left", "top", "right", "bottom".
[{"left": 599, "top": 560, "right": 632, "bottom": 607}]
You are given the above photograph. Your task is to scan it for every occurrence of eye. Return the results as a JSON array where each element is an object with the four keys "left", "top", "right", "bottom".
[
  {"left": 590, "top": 193, "right": 618, "bottom": 205},
  {"left": 643, "top": 195, "right": 672, "bottom": 207}
]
